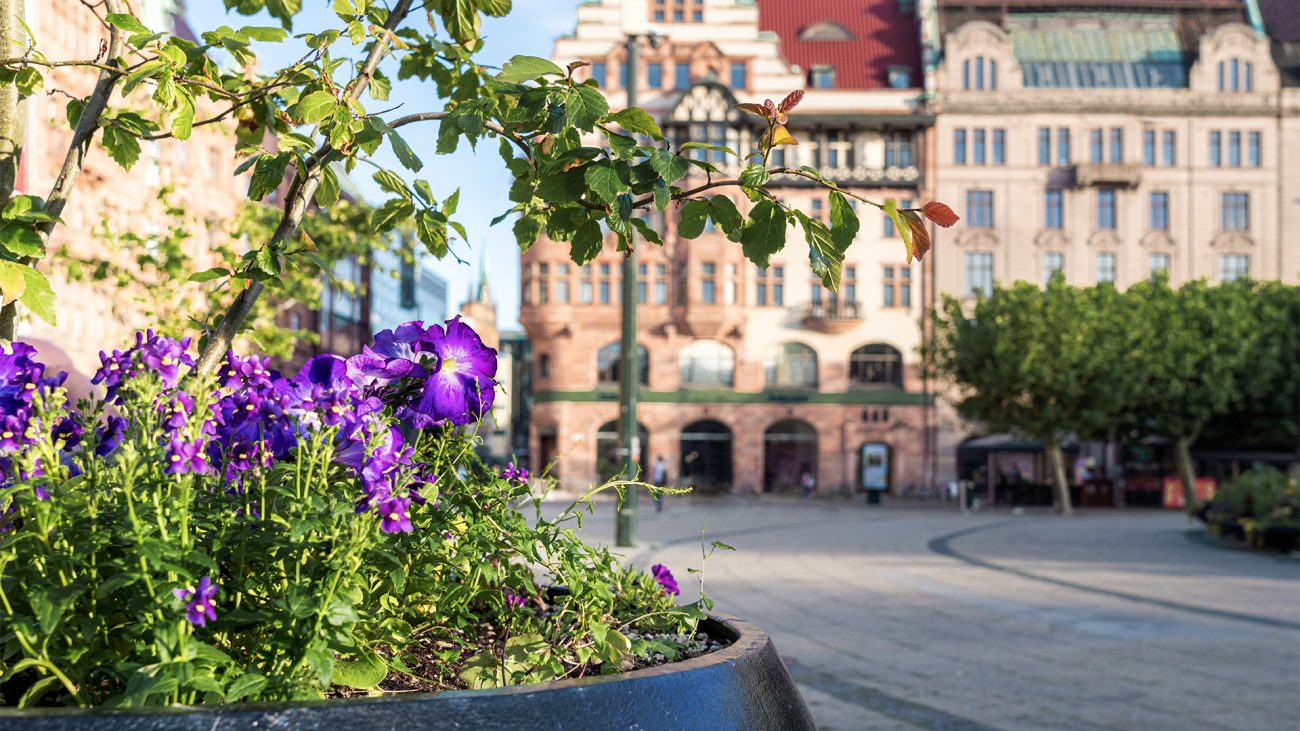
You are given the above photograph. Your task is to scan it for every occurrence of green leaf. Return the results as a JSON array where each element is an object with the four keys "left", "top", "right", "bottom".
[
  {"left": 18, "top": 267, "right": 56, "bottom": 325},
  {"left": 649, "top": 150, "right": 689, "bottom": 185},
  {"left": 369, "top": 70, "right": 391, "bottom": 101},
  {"left": 883, "top": 198, "right": 912, "bottom": 262},
  {"left": 0, "top": 223, "right": 44, "bottom": 258},
  {"left": 14, "top": 67, "right": 42, "bottom": 97},
  {"left": 385, "top": 128, "right": 423, "bottom": 172},
  {"left": 606, "top": 107, "right": 663, "bottom": 140},
  {"left": 333, "top": 650, "right": 388, "bottom": 690},
  {"left": 740, "top": 199, "right": 786, "bottom": 269},
  {"left": 799, "top": 210, "right": 842, "bottom": 292},
  {"left": 653, "top": 179, "right": 670, "bottom": 212},
  {"left": 709, "top": 195, "right": 742, "bottom": 235},
  {"left": 247, "top": 153, "right": 291, "bottom": 201},
  {"left": 739, "top": 164, "right": 769, "bottom": 188},
  {"left": 677, "top": 199, "right": 710, "bottom": 239},
  {"left": 417, "top": 209, "right": 448, "bottom": 257},
  {"left": 170, "top": 88, "right": 196, "bottom": 140},
  {"left": 480, "top": 0, "right": 512, "bottom": 16},
  {"left": 513, "top": 213, "right": 542, "bottom": 252},
  {"left": 441, "top": 0, "right": 480, "bottom": 43},
  {"left": 65, "top": 98, "right": 84, "bottom": 130},
  {"left": 496, "top": 55, "right": 564, "bottom": 84},
  {"left": 565, "top": 85, "right": 609, "bottom": 131},
  {"left": 265, "top": 0, "right": 303, "bottom": 29},
  {"left": 372, "top": 198, "right": 414, "bottom": 232},
  {"left": 316, "top": 164, "right": 341, "bottom": 206},
  {"left": 443, "top": 188, "right": 460, "bottom": 216},
  {"left": 537, "top": 167, "right": 587, "bottom": 204},
  {"left": 828, "top": 190, "right": 859, "bottom": 253},
  {"left": 295, "top": 91, "right": 338, "bottom": 125},
  {"left": 120, "top": 59, "right": 166, "bottom": 97},
  {"left": 630, "top": 217, "right": 663, "bottom": 245},
  {"left": 101, "top": 125, "right": 141, "bottom": 171},
  {"left": 372, "top": 169, "right": 410, "bottom": 199},
  {"left": 224, "top": 673, "right": 268, "bottom": 703},
  {"left": 678, "top": 141, "right": 735, "bottom": 156},
  {"left": 0, "top": 261, "right": 26, "bottom": 306},
  {"left": 188, "top": 267, "right": 230, "bottom": 283},
  {"left": 571, "top": 220, "right": 603, "bottom": 264},
  {"left": 583, "top": 162, "right": 625, "bottom": 205},
  {"left": 240, "top": 25, "right": 288, "bottom": 41},
  {"left": 105, "top": 13, "right": 150, "bottom": 33}
]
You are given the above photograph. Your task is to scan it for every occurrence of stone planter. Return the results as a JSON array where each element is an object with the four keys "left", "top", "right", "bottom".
[{"left": 0, "top": 616, "right": 814, "bottom": 731}]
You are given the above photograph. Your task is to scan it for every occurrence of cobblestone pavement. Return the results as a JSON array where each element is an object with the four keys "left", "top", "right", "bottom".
[{"left": 560, "top": 496, "right": 1300, "bottom": 731}]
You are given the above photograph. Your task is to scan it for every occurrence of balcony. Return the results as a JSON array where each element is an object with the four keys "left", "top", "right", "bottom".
[
  {"left": 799, "top": 300, "right": 863, "bottom": 334},
  {"left": 1073, "top": 163, "right": 1141, "bottom": 188}
]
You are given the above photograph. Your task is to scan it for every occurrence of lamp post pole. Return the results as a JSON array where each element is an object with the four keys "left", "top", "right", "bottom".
[{"left": 615, "top": 32, "right": 641, "bottom": 548}]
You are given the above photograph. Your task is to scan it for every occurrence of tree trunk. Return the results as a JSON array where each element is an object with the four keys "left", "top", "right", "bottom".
[
  {"left": 1174, "top": 435, "right": 1198, "bottom": 513},
  {"left": 0, "top": 0, "right": 25, "bottom": 340},
  {"left": 1044, "top": 438, "right": 1074, "bottom": 516}
]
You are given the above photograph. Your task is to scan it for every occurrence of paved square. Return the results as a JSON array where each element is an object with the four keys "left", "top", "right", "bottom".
[{"left": 564, "top": 497, "right": 1300, "bottom": 731}]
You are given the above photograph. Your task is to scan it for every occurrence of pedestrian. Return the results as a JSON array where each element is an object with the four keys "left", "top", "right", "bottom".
[
  {"left": 651, "top": 455, "right": 668, "bottom": 513},
  {"left": 800, "top": 465, "right": 815, "bottom": 498}
]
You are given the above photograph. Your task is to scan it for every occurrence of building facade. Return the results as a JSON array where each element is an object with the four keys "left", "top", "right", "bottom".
[
  {"left": 924, "top": 0, "right": 1300, "bottom": 482},
  {"left": 521, "top": 0, "right": 934, "bottom": 494}
]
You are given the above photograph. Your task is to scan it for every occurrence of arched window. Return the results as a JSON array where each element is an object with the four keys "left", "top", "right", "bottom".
[
  {"left": 849, "top": 344, "right": 903, "bottom": 388},
  {"left": 596, "top": 342, "right": 649, "bottom": 386},
  {"left": 798, "top": 21, "right": 854, "bottom": 42},
  {"left": 764, "top": 342, "right": 818, "bottom": 388},
  {"left": 679, "top": 340, "right": 735, "bottom": 387}
]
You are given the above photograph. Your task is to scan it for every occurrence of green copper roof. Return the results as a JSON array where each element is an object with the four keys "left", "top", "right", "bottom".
[{"left": 1007, "top": 13, "right": 1188, "bottom": 88}]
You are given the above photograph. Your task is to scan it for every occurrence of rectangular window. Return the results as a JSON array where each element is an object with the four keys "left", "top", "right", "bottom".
[
  {"left": 844, "top": 266, "right": 857, "bottom": 304},
  {"left": 885, "top": 131, "right": 914, "bottom": 168},
  {"left": 900, "top": 267, "right": 911, "bottom": 307},
  {"left": 1228, "top": 131, "right": 1241, "bottom": 167},
  {"left": 1248, "top": 131, "right": 1261, "bottom": 167},
  {"left": 811, "top": 198, "right": 824, "bottom": 223},
  {"left": 964, "top": 252, "right": 994, "bottom": 297},
  {"left": 755, "top": 267, "right": 767, "bottom": 306},
  {"left": 724, "top": 263, "right": 737, "bottom": 304},
  {"left": 654, "top": 263, "right": 667, "bottom": 304},
  {"left": 993, "top": 129, "right": 1005, "bottom": 165},
  {"left": 772, "top": 266, "right": 784, "bottom": 306},
  {"left": 1149, "top": 191, "right": 1169, "bottom": 231},
  {"left": 1044, "top": 189, "right": 1063, "bottom": 230},
  {"left": 883, "top": 266, "right": 895, "bottom": 307},
  {"left": 580, "top": 280, "right": 593, "bottom": 304},
  {"left": 811, "top": 66, "right": 835, "bottom": 88},
  {"left": 962, "top": 59, "right": 970, "bottom": 90},
  {"left": 591, "top": 62, "right": 606, "bottom": 87},
  {"left": 1096, "top": 189, "right": 1116, "bottom": 230},
  {"left": 1109, "top": 127, "right": 1123, "bottom": 163},
  {"left": 1220, "top": 192, "right": 1249, "bottom": 231},
  {"left": 1057, "top": 128, "right": 1071, "bottom": 165},
  {"left": 1043, "top": 251, "right": 1064, "bottom": 283},
  {"left": 647, "top": 62, "right": 662, "bottom": 88},
  {"left": 1090, "top": 129, "right": 1103, "bottom": 163},
  {"left": 968, "top": 190, "right": 994, "bottom": 228},
  {"left": 1096, "top": 252, "right": 1116, "bottom": 284},
  {"left": 954, "top": 128, "right": 967, "bottom": 165},
  {"left": 598, "top": 281, "right": 610, "bottom": 304},
  {"left": 537, "top": 263, "right": 549, "bottom": 304},
  {"left": 1149, "top": 253, "right": 1170, "bottom": 278},
  {"left": 1220, "top": 254, "right": 1249, "bottom": 282},
  {"left": 1038, "top": 127, "right": 1051, "bottom": 166},
  {"left": 1231, "top": 58, "right": 1240, "bottom": 92},
  {"left": 555, "top": 263, "right": 570, "bottom": 303},
  {"left": 810, "top": 283, "right": 822, "bottom": 305},
  {"left": 674, "top": 62, "right": 690, "bottom": 89},
  {"left": 1162, "top": 130, "right": 1176, "bottom": 166},
  {"left": 637, "top": 263, "right": 647, "bottom": 304},
  {"left": 990, "top": 59, "right": 998, "bottom": 89},
  {"left": 1143, "top": 130, "right": 1155, "bottom": 166},
  {"left": 973, "top": 129, "right": 986, "bottom": 165},
  {"left": 975, "top": 56, "right": 984, "bottom": 90},
  {"left": 826, "top": 131, "right": 841, "bottom": 168},
  {"left": 1210, "top": 131, "right": 1222, "bottom": 166},
  {"left": 730, "top": 62, "right": 746, "bottom": 90},
  {"left": 701, "top": 262, "right": 716, "bottom": 304},
  {"left": 675, "top": 263, "right": 688, "bottom": 305}
]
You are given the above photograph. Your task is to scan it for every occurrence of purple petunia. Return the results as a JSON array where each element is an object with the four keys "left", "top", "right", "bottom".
[
  {"left": 409, "top": 316, "right": 497, "bottom": 427},
  {"left": 650, "top": 564, "right": 680, "bottom": 596},
  {"left": 500, "top": 461, "right": 529, "bottom": 484},
  {"left": 503, "top": 590, "right": 527, "bottom": 610},
  {"left": 173, "top": 576, "right": 218, "bottom": 627}
]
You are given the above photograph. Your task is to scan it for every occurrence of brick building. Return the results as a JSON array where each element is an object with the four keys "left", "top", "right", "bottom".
[{"left": 521, "top": 0, "right": 933, "bottom": 494}]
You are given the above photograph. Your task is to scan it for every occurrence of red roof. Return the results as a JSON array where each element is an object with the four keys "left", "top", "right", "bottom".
[{"left": 757, "top": 0, "right": 922, "bottom": 90}]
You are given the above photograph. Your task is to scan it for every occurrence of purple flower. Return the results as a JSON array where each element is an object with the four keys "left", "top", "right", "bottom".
[
  {"left": 345, "top": 345, "right": 425, "bottom": 389},
  {"left": 377, "top": 495, "right": 413, "bottom": 534},
  {"left": 52, "top": 416, "right": 83, "bottom": 449},
  {"left": 160, "top": 392, "right": 196, "bottom": 430},
  {"left": 139, "top": 331, "right": 193, "bottom": 386},
  {"left": 173, "top": 576, "right": 218, "bottom": 627},
  {"left": 94, "top": 416, "right": 128, "bottom": 457},
  {"left": 0, "top": 416, "right": 32, "bottom": 455},
  {"left": 503, "top": 590, "right": 526, "bottom": 610},
  {"left": 500, "top": 461, "right": 529, "bottom": 484},
  {"left": 166, "top": 436, "right": 209, "bottom": 475},
  {"left": 218, "top": 352, "right": 275, "bottom": 390},
  {"left": 650, "top": 564, "right": 680, "bottom": 596},
  {"left": 410, "top": 316, "right": 497, "bottom": 427}
]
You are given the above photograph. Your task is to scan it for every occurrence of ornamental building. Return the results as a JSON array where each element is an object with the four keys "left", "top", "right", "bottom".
[
  {"left": 521, "top": 0, "right": 935, "bottom": 494},
  {"left": 925, "top": 0, "right": 1300, "bottom": 481}
]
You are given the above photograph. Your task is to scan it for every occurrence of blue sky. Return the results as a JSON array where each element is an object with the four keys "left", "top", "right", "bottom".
[{"left": 185, "top": 1, "right": 588, "bottom": 330}]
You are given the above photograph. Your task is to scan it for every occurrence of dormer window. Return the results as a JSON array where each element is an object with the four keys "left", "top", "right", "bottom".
[
  {"left": 810, "top": 65, "right": 836, "bottom": 89},
  {"left": 1217, "top": 58, "right": 1254, "bottom": 92},
  {"left": 799, "top": 21, "right": 854, "bottom": 42},
  {"left": 888, "top": 65, "right": 912, "bottom": 89},
  {"left": 962, "top": 55, "right": 998, "bottom": 90}
]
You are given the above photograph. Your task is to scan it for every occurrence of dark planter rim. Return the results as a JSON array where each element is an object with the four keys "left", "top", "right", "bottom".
[{"left": 0, "top": 614, "right": 768, "bottom": 719}]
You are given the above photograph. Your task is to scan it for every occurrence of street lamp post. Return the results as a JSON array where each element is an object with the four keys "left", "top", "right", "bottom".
[{"left": 614, "top": 31, "right": 642, "bottom": 548}]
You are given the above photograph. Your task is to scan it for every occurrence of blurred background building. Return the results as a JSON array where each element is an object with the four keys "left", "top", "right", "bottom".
[{"left": 522, "top": 0, "right": 933, "bottom": 494}]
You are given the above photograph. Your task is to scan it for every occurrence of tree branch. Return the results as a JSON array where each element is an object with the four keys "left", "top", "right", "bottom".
[
  {"left": 192, "top": 0, "right": 416, "bottom": 376},
  {"left": 389, "top": 111, "right": 533, "bottom": 159}
]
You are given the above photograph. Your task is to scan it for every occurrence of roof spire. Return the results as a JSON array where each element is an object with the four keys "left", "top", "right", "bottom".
[{"left": 475, "top": 247, "right": 491, "bottom": 304}]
